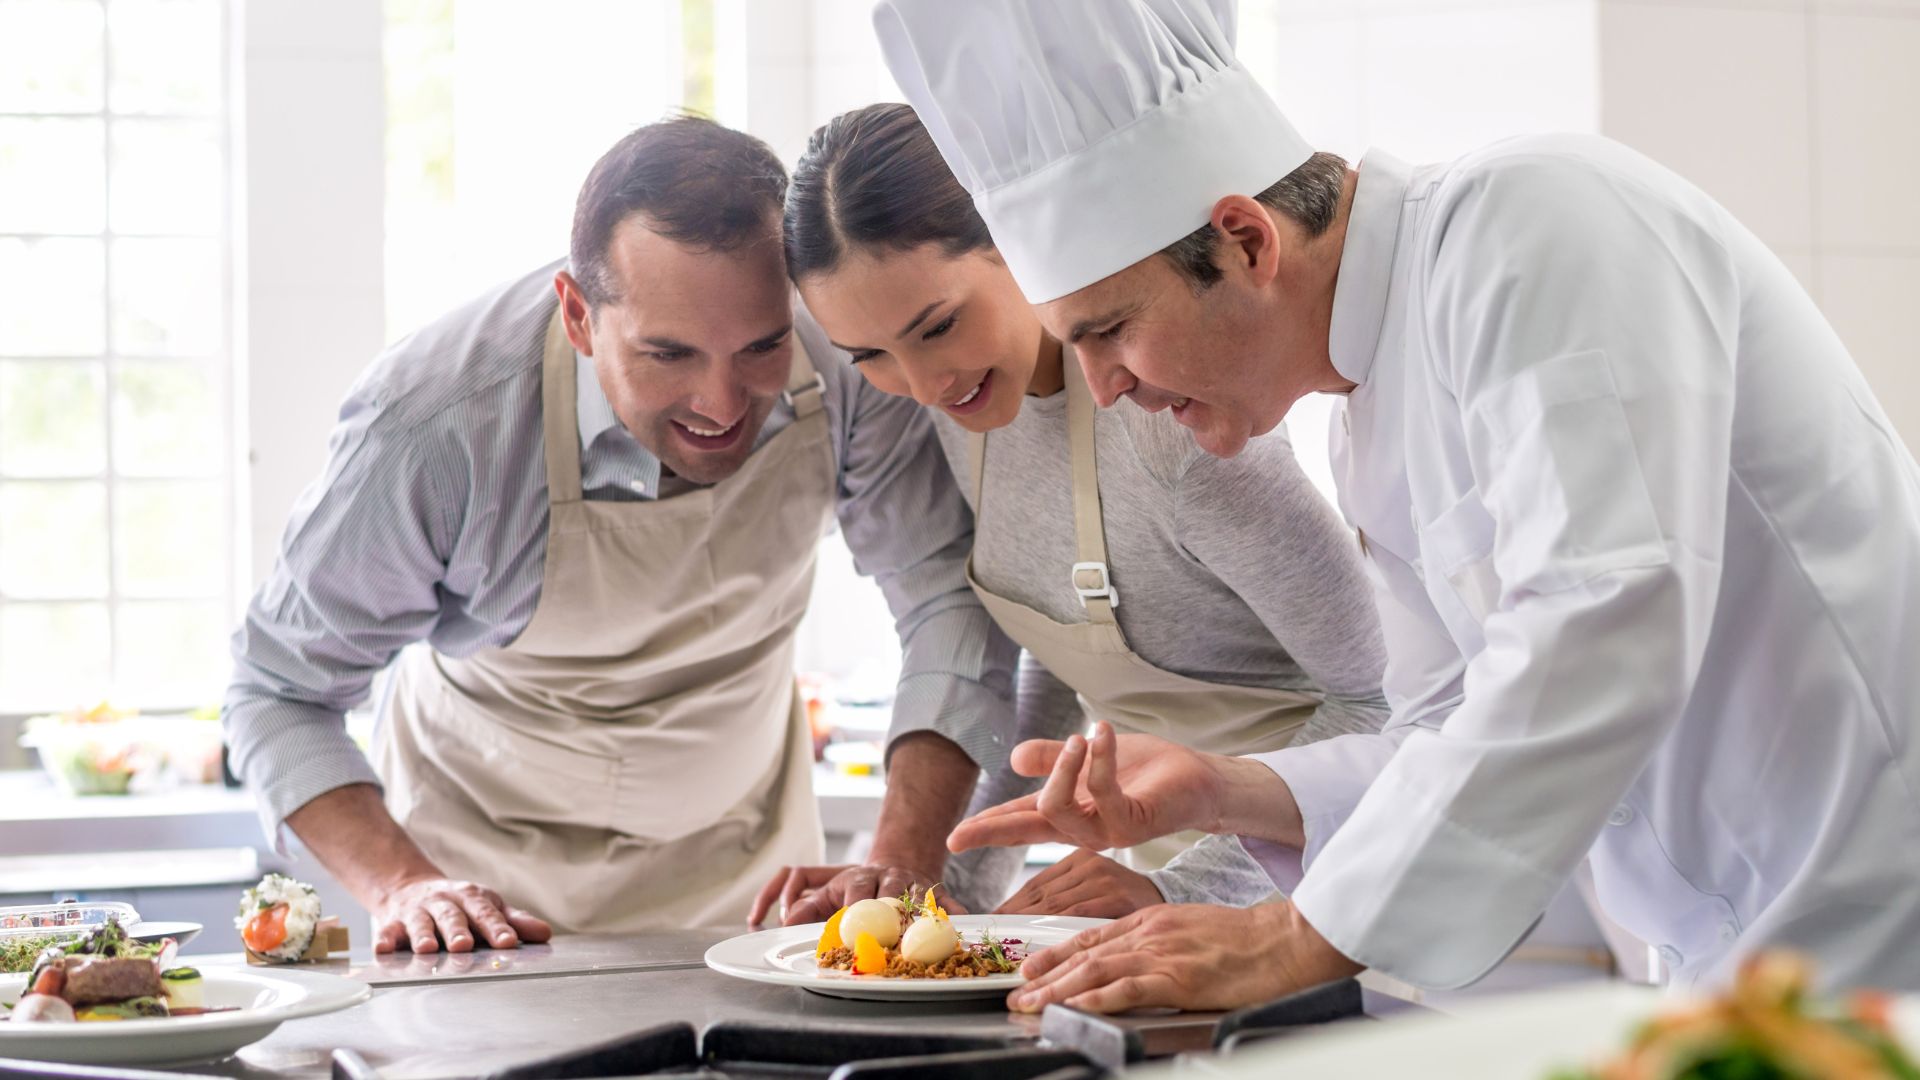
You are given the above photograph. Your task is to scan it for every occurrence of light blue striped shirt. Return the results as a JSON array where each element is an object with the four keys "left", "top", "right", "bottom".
[{"left": 225, "top": 261, "right": 1018, "bottom": 844}]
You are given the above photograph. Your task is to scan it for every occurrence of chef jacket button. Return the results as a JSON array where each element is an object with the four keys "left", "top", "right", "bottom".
[
  {"left": 1606, "top": 805, "right": 1634, "bottom": 827},
  {"left": 1658, "top": 945, "right": 1683, "bottom": 969},
  {"left": 629, "top": 479, "right": 647, "bottom": 493},
  {"left": 1719, "top": 921, "right": 1739, "bottom": 943}
]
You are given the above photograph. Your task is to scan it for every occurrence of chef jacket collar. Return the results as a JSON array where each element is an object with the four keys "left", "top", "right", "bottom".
[{"left": 1328, "top": 150, "right": 1414, "bottom": 389}]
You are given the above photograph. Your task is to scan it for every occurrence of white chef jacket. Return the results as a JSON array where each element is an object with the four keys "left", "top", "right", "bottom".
[{"left": 1244, "top": 134, "right": 1920, "bottom": 993}]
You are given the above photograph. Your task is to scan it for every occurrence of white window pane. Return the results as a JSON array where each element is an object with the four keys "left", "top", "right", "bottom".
[
  {"left": 110, "top": 119, "right": 222, "bottom": 235},
  {"left": 0, "top": 601, "right": 110, "bottom": 711},
  {"left": 0, "top": 117, "right": 105, "bottom": 233},
  {"left": 0, "top": 360, "right": 106, "bottom": 477},
  {"left": 0, "top": 238, "right": 105, "bottom": 355},
  {"left": 0, "top": 480, "right": 108, "bottom": 597},
  {"left": 112, "top": 360, "right": 221, "bottom": 475},
  {"left": 110, "top": 237, "right": 220, "bottom": 355},
  {"left": 115, "top": 479, "right": 221, "bottom": 596},
  {"left": 114, "top": 599, "right": 226, "bottom": 707},
  {"left": 0, "top": 0, "right": 104, "bottom": 113},
  {"left": 107, "top": 0, "right": 220, "bottom": 115}
]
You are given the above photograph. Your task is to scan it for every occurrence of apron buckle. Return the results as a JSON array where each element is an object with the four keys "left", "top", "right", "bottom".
[
  {"left": 1071, "top": 561, "right": 1120, "bottom": 610},
  {"left": 782, "top": 373, "right": 827, "bottom": 407}
]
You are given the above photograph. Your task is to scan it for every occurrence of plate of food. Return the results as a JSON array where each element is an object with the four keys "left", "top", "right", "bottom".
[
  {"left": 705, "top": 888, "right": 1106, "bottom": 1002},
  {"left": 0, "top": 916, "right": 370, "bottom": 1066},
  {"left": 1180, "top": 952, "right": 1919, "bottom": 1080}
]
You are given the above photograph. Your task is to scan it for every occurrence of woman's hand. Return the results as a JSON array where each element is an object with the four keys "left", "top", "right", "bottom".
[{"left": 994, "top": 848, "right": 1165, "bottom": 918}]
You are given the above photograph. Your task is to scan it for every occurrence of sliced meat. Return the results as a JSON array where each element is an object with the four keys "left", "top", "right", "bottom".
[{"left": 58, "top": 955, "right": 162, "bottom": 1006}]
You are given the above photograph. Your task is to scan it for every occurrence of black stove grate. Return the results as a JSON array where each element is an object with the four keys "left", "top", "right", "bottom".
[
  {"left": 333, "top": 1020, "right": 1101, "bottom": 1080},
  {"left": 1037, "top": 976, "right": 1371, "bottom": 1070}
]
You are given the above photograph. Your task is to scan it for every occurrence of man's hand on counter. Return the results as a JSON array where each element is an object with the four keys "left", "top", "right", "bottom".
[
  {"left": 1005, "top": 900, "right": 1362, "bottom": 1015},
  {"left": 286, "top": 783, "right": 553, "bottom": 953},
  {"left": 749, "top": 731, "right": 979, "bottom": 927},
  {"left": 993, "top": 848, "right": 1163, "bottom": 918},
  {"left": 372, "top": 877, "right": 554, "bottom": 954}
]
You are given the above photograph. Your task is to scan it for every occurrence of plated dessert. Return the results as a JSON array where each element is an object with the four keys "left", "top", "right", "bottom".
[{"left": 815, "top": 889, "right": 1025, "bottom": 979}]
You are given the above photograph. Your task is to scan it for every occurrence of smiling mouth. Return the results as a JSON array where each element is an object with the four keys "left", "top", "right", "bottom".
[
  {"left": 943, "top": 371, "right": 995, "bottom": 416},
  {"left": 680, "top": 420, "right": 735, "bottom": 437},
  {"left": 671, "top": 416, "right": 746, "bottom": 450}
]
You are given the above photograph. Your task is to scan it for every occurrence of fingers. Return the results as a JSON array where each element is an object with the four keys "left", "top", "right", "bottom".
[
  {"left": 1021, "top": 910, "right": 1147, "bottom": 980},
  {"left": 749, "top": 867, "right": 793, "bottom": 927},
  {"left": 425, "top": 897, "right": 472, "bottom": 952},
  {"left": 1066, "top": 973, "right": 1175, "bottom": 1014},
  {"left": 994, "top": 849, "right": 1094, "bottom": 914},
  {"left": 404, "top": 908, "right": 440, "bottom": 954},
  {"left": 786, "top": 866, "right": 866, "bottom": 925},
  {"left": 949, "top": 810, "right": 1077, "bottom": 852},
  {"left": 373, "top": 919, "right": 406, "bottom": 954},
  {"left": 1010, "top": 950, "right": 1157, "bottom": 1014},
  {"left": 1008, "top": 738, "right": 1069, "bottom": 778},
  {"left": 1084, "top": 722, "right": 1128, "bottom": 828},
  {"left": 1034, "top": 735, "right": 1089, "bottom": 826},
  {"left": 780, "top": 867, "right": 818, "bottom": 925},
  {"left": 457, "top": 890, "right": 518, "bottom": 949},
  {"left": 503, "top": 907, "right": 552, "bottom": 944}
]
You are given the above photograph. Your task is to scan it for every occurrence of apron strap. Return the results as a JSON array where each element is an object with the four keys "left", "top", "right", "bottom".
[
  {"left": 1064, "top": 351, "right": 1119, "bottom": 624},
  {"left": 782, "top": 336, "right": 827, "bottom": 421},
  {"left": 540, "top": 304, "right": 585, "bottom": 506}
]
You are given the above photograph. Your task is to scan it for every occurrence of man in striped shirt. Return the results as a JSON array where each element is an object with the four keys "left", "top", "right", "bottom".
[{"left": 224, "top": 117, "right": 1016, "bottom": 951}]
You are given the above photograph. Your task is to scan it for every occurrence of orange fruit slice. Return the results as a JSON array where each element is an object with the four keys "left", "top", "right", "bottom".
[
  {"left": 816, "top": 905, "right": 847, "bottom": 956},
  {"left": 853, "top": 931, "right": 886, "bottom": 975}
]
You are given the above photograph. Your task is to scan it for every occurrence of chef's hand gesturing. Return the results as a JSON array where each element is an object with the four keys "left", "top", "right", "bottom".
[
  {"left": 371, "top": 877, "right": 553, "bottom": 954},
  {"left": 948, "top": 721, "right": 1256, "bottom": 854},
  {"left": 1005, "top": 901, "right": 1361, "bottom": 1015},
  {"left": 994, "top": 848, "right": 1164, "bottom": 918},
  {"left": 749, "top": 864, "right": 964, "bottom": 927}
]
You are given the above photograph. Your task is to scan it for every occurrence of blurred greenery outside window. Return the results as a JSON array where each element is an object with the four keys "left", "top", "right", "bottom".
[{"left": 0, "top": 0, "right": 234, "bottom": 717}]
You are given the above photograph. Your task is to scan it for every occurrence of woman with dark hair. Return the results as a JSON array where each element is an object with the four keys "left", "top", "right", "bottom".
[{"left": 772, "top": 103, "right": 1394, "bottom": 917}]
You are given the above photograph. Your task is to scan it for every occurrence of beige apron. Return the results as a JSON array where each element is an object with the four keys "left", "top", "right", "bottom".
[
  {"left": 966, "top": 357, "right": 1321, "bottom": 870},
  {"left": 374, "top": 306, "right": 832, "bottom": 931}
]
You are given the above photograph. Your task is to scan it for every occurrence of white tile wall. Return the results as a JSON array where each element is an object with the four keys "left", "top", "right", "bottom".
[
  {"left": 1810, "top": 10, "right": 1920, "bottom": 251},
  {"left": 1362, "top": 2, "right": 1602, "bottom": 162},
  {"left": 1599, "top": 3, "right": 1814, "bottom": 252}
]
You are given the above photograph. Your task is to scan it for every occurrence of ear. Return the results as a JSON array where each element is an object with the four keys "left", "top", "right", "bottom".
[
  {"left": 553, "top": 270, "right": 596, "bottom": 357},
  {"left": 1209, "top": 195, "right": 1283, "bottom": 289}
]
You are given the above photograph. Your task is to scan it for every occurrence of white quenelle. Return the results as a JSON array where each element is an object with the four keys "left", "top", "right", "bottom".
[
  {"left": 899, "top": 915, "right": 959, "bottom": 965},
  {"left": 838, "top": 899, "right": 905, "bottom": 949}
]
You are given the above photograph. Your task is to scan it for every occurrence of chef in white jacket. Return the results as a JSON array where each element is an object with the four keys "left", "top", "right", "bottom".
[{"left": 879, "top": 0, "right": 1920, "bottom": 1010}]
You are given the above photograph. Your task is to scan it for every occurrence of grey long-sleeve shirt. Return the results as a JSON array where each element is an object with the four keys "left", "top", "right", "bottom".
[
  {"left": 931, "top": 391, "right": 1391, "bottom": 907},
  {"left": 225, "top": 261, "right": 1017, "bottom": 846}
]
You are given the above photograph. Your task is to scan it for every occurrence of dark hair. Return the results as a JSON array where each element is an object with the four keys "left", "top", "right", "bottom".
[
  {"left": 569, "top": 114, "right": 788, "bottom": 306},
  {"left": 1158, "top": 152, "right": 1349, "bottom": 291},
  {"left": 784, "top": 103, "right": 993, "bottom": 280}
]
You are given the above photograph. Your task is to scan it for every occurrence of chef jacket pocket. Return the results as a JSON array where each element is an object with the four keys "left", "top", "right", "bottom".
[
  {"left": 1469, "top": 350, "right": 1670, "bottom": 596},
  {"left": 1422, "top": 487, "right": 1501, "bottom": 624}
]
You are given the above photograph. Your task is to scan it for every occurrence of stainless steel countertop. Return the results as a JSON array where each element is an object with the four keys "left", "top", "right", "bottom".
[
  {"left": 192, "top": 930, "right": 1046, "bottom": 1079},
  {"left": 159, "top": 931, "right": 1417, "bottom": 1078}
]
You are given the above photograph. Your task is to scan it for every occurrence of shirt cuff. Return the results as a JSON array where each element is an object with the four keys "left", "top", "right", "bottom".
[
  {"left": 1148, "top": 835, "right": 1281, "bottom": 907},
  {"left": 224, "top": 697, "right": 383, "bottom": 854},
  {"left": 1239, "top": 732, "right": 1402, "bottom": 890},
  {"left": 886, "top": 671, "right": 1015, "bottom": 776}
]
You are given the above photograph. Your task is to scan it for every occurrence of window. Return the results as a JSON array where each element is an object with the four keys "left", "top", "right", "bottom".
[{"left": 0, "top": 0, "right": 234, "bottom": 712}]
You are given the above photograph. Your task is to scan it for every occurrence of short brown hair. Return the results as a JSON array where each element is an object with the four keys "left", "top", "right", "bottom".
[
  {"left": 783, "top": 103, "right": 994, "bottom": 281},
  {"left": 1159, "top": 152, "right": 1348, "bottom": 290},
  {"left": 570, "top": 115, "right": 788, "bottom": 306}
]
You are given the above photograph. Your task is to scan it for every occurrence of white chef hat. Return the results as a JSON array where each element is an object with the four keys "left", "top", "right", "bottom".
[{"left": 872, "top": 0, "right": 1314, "bottom": 303}]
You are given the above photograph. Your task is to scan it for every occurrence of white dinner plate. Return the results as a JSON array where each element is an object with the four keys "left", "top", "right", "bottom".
[
  {"left": 0, "top": 965, "right": 372, "bottom": 1066},
  {"left": 1157, "top": 981, "right": 1920, "bottom": 1079},
  {"left": 704, "top": 914, "right": 1108, "bottom": 1002}
]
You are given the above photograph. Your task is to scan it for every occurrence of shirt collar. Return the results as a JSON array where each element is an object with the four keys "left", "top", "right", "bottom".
[
  {"left": 575, "top": 351, "right": 624, "bottom": 451},
  {"left": 1327, "top": 150, "right": 1414, "bottom": 388}
]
